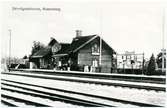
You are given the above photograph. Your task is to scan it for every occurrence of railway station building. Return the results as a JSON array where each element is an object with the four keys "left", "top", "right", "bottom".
[{"left": 30, "top": 30, "right": 116, "bottom": 73}]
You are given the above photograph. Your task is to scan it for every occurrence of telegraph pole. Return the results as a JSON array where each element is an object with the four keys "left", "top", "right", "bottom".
[
  {"left": 162, "top": 8, "right": 165, "bottom": 73},
  {"left": 99, "top": 8, "right": 102, "bottom": 68},
  {"left": 142, "top": 52, "right": 144, "bottom": 75},
  {"left": 9, "top": 29, "right": 11, "bottom": 72}
]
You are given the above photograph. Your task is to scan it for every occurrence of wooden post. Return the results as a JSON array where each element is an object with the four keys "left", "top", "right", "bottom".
[
  {"left": 99, "top": 8, "right": 102, "bottom": 72},
  {"left": 162, "top": 8, "right": 165, "bottom": 73},
  {"left": 9, "top": 29, "right": 11, "bottom": 72},
  {"left": 116, "top": 53, "right": 118, "bottom": 73},
  {"left": 142, "top": 52, "right": 144, "bottom": 75},
  {"left": 99, "top": 36, "right": 102, "bottom": 66}
]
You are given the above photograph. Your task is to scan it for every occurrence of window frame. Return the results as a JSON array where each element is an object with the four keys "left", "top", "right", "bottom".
[{"left": 91, "top": 43, "right": 100, "bottom": 55}]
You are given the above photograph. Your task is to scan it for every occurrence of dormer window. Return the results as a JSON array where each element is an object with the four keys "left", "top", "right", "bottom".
[{"left": 92, "top": 43, "right": 99, "bottom": 55}]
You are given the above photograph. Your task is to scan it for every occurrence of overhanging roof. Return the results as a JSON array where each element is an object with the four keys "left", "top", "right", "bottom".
[
  {"left": 31, "top": 47, "right": 51, "bottom": 58},
  {"left": 52, "top": 54, "right": 68, "bottom": 57}
]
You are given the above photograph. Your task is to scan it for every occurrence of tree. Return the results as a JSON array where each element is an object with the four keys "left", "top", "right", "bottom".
[
  {"left": 31, "top": 41, "right": 45, "bottom": 55},
  {"left": 156, "top": 52, "right": 166, "bottom": 69},
  {"left": 147, "top": 54, "right": 156, "bottom": 75},
  {"left": 23, "top": 55, "right": 28, "bottom": 59}
]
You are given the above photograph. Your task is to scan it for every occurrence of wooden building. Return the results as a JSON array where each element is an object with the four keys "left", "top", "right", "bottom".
[
  {"left": 30, "top": 31, "right": 116, "bottom": 73},
  {"left": 116, "top": 51, "right": 145, "bottom": 74}
]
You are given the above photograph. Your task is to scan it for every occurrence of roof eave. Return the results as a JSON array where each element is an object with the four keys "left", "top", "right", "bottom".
[
  {"left": 31, "top": 55, "right": 44, "bottom": 58},
  {"left": 52, "top": 54, "right": 68, "bottom": 57}
]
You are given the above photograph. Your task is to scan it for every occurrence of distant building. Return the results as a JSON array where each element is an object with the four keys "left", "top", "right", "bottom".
[
  {"left": 30, "top": 30, "right": 116, "bottom": 73},
  {"left": 156, "top": 49, "right": 166, "bottom": 72},
  {"left": 116, "top": 51, "right": 144, "bottom": 69}
]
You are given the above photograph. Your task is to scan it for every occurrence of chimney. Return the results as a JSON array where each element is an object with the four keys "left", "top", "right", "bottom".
[
  {"left": 50, "top": 37, "right": 54, "bottom": 40},
  {"left": 76, "top": 30, "right": 82, "bottom": 37}
]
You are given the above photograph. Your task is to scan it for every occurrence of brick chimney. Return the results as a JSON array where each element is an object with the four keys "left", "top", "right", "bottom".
[{"left": 76, "top": 30, "right": 82, "bottom": 37}]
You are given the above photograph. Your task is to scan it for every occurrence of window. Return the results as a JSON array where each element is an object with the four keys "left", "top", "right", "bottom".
[
  {"left": 92, "top": 43, "right": 99, "bottom": 55},
  {"left": 127, "top": 55, "right": 131, "bottom": 60},
  {"left": 122, "top": 56, "right": 126, "bottom": 60}
]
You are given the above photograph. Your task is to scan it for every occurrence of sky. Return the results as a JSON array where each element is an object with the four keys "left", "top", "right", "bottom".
[{"left": 1, "top": 1, "right": 167, "bottom": 59}]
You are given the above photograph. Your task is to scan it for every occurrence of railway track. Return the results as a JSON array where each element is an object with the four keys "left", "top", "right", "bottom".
[
  {"left": 1, "top": 79, "right": 162, "bottom": 107},
  {"left": 2, "top": 71, "right": 166, "bottom": 91},
  {"left": 12, "top": 69, "right": 166, "bottom": 84},
  {"left": 1, "top": 80, "right": 114, "bottom": 107}
]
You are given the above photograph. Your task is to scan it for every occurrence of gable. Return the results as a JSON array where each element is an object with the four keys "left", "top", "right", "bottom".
[
  {"left": 51, "top": 42, "right": 62, "bottom": 53},
  {"left": 70, "top": 35, "right": 97, "bottom": 53},
  {"left": 47, "top": 37, "right": 71, "bottom": 55},
  {"left": 55, "top": 43, "right": 71, "bottom": 54},
  {"left": 76, "top": 36, "right": 116, "bottom": 54},
  {"left": 48, "top": 38, "right": 58, "bottom": 46}
]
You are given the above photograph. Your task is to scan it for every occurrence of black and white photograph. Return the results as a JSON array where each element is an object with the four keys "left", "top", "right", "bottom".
[{"left": 0, "top": 0, "right": 166, "bottom": 107}]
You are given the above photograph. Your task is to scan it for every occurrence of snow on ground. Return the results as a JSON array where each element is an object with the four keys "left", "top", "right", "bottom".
[
  {"left": 2, "top": 73, "right": 165, "bottom": 106},
  {"left": 1, "top": 97, "right": 32, "bottom": 107},
  {"left": 1, "top": 103, "right": 9, "bottom": 108},
  {"left": 2, "top": 82, "right": 139, "bottom": 107}
]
